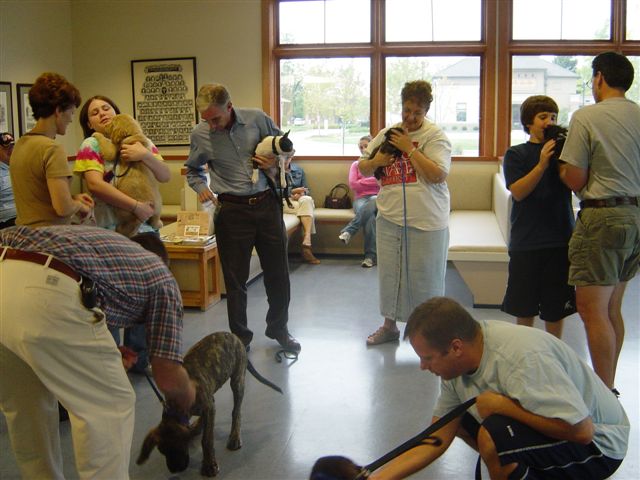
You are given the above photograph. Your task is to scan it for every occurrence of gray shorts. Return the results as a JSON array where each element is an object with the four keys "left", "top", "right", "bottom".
[{"left": 568, "top": 205, "right": 640, "bottom": 286}]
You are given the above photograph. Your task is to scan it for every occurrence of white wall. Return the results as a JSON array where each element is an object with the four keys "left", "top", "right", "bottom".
[
  {"left": 0, "top": 0, "right": 75, "bottom": 152},
  {"left": 1, "top": 0, "right": 263, "bottom": 155}
]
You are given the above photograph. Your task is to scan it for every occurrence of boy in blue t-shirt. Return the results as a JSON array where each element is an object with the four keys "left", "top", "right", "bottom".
[{"left": 501, "top": 95, "right": 576, "bottom": 338}]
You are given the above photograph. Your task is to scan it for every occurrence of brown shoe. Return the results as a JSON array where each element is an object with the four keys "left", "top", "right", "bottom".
[{"left": 301, "top": 245, "right": 320, "bottom": 264}]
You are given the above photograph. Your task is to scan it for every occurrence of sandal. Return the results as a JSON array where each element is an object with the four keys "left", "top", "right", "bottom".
[{"left": 366, "top": 326, "right": 400, "bottom": 346}]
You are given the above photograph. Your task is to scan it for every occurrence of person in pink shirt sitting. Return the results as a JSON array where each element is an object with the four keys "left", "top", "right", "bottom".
[{"left": 339, "top": 135, "right": 380, "bottom": 267}]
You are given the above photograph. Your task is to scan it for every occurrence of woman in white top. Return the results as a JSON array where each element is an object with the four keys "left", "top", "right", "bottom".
[{"left": 358, "top": 80, "right": 452, "bottom": 345}]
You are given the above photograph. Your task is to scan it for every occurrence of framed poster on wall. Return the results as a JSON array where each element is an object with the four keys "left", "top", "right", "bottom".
[
  {"left": 0, "top": 82, "right": 13, "bottom": 135},
  {"left": 17, "top": 83, "right": 35, "bottom": 136},
  {"left": 131, "top": 57, "right": 198, "bottom": 146}
]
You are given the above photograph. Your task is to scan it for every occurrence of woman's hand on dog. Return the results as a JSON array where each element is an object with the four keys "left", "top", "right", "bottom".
[
  {"left": 133, "top": 201, "right": 155, "bottom": 222},
  {"left": 120, "top": 142, "right": 150, "bottom": 163},
  {"left": 388, "top": 128, "right": 414, "bottom": 155}
]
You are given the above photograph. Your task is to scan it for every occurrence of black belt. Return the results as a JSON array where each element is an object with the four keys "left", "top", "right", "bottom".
[
  {"left": 1, "top": 247, "right": 80, "bottom": 282},
  {"left": 218, "top": 190, "right": 272, "bottom": 206},
  {"left": 580, "top": 196, "right": 638, "bottom": 209}
]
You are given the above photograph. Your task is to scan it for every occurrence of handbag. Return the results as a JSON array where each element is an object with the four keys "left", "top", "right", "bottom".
[{"left": 324, "top": 183, "right": 353, "bottom": 209}]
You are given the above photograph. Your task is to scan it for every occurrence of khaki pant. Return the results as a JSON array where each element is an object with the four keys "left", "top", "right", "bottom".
[{"left": 0, "top": 258, "right": 135, "bottom": 479}]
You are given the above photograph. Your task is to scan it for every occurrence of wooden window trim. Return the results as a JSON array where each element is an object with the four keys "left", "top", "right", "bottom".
[{"left": 263, "top": 0, "right": 639, "bottom": 161}]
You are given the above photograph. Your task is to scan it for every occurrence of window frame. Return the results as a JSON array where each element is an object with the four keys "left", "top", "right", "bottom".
[{"left": 262, "top": 0, "right": 640, "bottom": 160}]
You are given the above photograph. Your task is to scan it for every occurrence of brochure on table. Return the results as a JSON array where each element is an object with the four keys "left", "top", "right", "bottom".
[{"left": 161, "top": 210, "right": 215, "bottom": 245}]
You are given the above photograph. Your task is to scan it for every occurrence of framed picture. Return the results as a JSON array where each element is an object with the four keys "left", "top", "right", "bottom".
[
  {"left": 0, "top": 82, "right": 13, "bottom": 135},
  {"left": 17, "top": 83, "right": 35, "bottom": 136},
  {"left": 131, "top": 57, "right": 198, "bottom": 146}
]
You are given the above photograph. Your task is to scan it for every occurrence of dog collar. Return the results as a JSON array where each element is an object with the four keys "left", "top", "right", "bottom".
[
  {"left": 271, "top": 136, "right": 279, "bottom": 155},
  {"left": 162, "top": 407, "right": 190, "bottom": 426}
]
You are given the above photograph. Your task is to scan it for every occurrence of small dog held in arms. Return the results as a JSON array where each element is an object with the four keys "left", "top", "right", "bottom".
[
  {"left": 254, "top": 131, "right": 295, "bottom": 205},
  {"left": 92, "top": 113, "right": 163, "bottom": 237},
  {"left": 136, "top": 332, "right": 283, "bottom": 477},
  {"left": 371, "top": 127, "right": 404, "bottom": 180},
  {"left": 543, "top": 124, "right": 568, "bottom": 163}
]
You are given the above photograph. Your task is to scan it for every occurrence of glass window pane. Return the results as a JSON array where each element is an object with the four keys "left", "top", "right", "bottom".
[
  {"left": 386, "top": 0, "right": 481, "bottom": 42},
  {"left": 510, "top": 55, "right": 593, "bottom": 147},
  {"left": 627, "top": 57, "right": 640, "bottom": 104},
  {"left": 513, "top": 0, "right": 610, "bottom": 40},
  {"left": 280, "top": 57, "right": 371, "bottom": 156},
  {"left": 279, "top": 0, "right": 370, "bottom": 44},
  {"left": 386, "top": 56, "right": 480, "bottom": 156},
  {"left": 627, "top": 0, "right": 640, "bottom": 40}
]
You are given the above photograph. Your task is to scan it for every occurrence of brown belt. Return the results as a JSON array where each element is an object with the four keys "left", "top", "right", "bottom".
[
  {"left": 580, "top": 197, "right": 638, "bottom": 209},
  {"left": 218, "top": 190, "right": 273, "bottom": 206},
  {"left": 1, "top": 248, "right": 80, "bottom": 282}
]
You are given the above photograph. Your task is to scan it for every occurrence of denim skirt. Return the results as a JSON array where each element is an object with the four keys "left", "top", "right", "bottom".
[{"left": 376, "top": 215, "right": 449, "bottom": 322}]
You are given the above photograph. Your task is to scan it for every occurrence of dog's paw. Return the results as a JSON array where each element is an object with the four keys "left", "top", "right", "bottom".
[
  {"left": 201, "top": 461, "right": 220, "bottom": 477},
  {"left": 226, "top": 436, "right": 242, "bottom": 451}
]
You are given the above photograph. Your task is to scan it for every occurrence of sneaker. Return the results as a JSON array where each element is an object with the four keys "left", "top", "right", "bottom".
[
  {"left": 338, "top": 231, "right": 351, "bottom": 245},
  {"left": 361, "top": 258, "right": 376, "bottom": 268},
  {"left": 366, "top": 326, "right": 400, "bottom": 346}
]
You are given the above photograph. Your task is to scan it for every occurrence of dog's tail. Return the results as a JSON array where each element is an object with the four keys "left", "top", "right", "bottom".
[{"left": 247, "top": 360, "right": 283, "bottom": 394}]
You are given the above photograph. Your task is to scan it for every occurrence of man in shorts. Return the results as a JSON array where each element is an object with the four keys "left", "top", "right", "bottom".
[
  {"left": 370, "top": 297, "right": 629, "bottom": 480},
  {"left": 501, "top": 95, "right": 576, "bottom": 338},
  {"left": 559, "top": 51, "right": 640, "bottom": 391}
]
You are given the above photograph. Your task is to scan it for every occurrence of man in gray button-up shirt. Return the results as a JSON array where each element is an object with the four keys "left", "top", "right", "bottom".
[{"left": 185, "top": 83, "right": 300, "bottom": 353}]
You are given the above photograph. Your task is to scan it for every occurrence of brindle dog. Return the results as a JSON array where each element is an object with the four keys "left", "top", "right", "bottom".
[{"left": 136, "top": 332, "right": 282, "bottom": 477}]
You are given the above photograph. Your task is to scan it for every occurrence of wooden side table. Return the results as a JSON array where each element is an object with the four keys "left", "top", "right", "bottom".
[{"left": 164, "top": 241, "right": 221, "bottom": 310}]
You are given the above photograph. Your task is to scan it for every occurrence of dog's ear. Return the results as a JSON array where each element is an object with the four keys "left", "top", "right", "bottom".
[{"left": 136, "top": 428, "right": 161, "bottom": 465}]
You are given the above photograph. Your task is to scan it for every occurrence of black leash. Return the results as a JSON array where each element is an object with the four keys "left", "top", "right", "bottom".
[
  {"left": 356, "top": 397, "right": 477, "bottom": 478},
  {"left": 275, "top": 349, "right": 299, "bottom": 363},
  {"left": 143, "top": 369, "right": 165, "bottom": 405}
]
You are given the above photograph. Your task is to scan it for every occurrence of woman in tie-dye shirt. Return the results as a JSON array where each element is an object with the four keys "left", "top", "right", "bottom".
[{"left": 73, "top": 95, "right": 170, "bottom": 233}]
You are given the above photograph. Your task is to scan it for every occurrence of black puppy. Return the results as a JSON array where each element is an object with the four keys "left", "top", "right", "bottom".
[
  {"left": 370, "top": 127, "right": 404, "bottom": 180},
  {"left": 310, "top": 456, "right": 367, "bottom": 480},
  {"left": 543, "top": 124, "right": 568, "bottom": 162},
  {"left": 136, "top": 332, "right": 282, "bottom": 477}
]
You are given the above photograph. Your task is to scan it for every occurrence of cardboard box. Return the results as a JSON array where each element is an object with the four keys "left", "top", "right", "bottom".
[{"left": 176, "top": 210, "right": 213, "bottom": 236}]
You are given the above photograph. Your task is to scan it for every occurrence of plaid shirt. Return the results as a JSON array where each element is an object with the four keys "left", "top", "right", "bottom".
[{"left": 0, "top": 225, "right": 183, "bottom": 362}]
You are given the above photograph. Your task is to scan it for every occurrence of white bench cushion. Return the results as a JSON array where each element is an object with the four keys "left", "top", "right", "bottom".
[
  {"left": 449, "top": 210, "right": 508, "bottom": 257},
  {"left": 314, "top": 207, "right": 355, "bottom": 222}
]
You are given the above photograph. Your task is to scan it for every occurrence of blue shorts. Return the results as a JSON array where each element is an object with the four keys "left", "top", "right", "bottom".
[{"left": 462, "top": 413, "right": 622, "bottom": 480}]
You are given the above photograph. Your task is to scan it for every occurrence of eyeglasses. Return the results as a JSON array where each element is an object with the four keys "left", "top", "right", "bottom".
[
  {"left": 585, "top": 78, "right": 593, "bottom": 88},
  {"left": 0, "top": 133, "right": 15, "bottom": 147}
]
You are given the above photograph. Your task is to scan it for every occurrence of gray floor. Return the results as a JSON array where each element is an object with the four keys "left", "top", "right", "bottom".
[{"left": 1, "top": 258, "right": 638, "bottom": 479}]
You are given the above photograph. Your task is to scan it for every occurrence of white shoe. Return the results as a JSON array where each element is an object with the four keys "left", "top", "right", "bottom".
[
  {"left": 361, "top": 258, "right": 376, "bottom": 268},
  {"left": 338, "top": 231, "right": 351, "bottom": 245}
]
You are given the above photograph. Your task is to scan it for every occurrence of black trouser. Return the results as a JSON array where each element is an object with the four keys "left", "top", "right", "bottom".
[{"left": 215, "top": 194, "right": 290, "bottom": 345}]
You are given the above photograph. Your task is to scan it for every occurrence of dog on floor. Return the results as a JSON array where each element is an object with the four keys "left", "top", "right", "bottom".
[
  {"left": 92, "top": 113, "right": 163, "bottom": 237},
  {"left": 136, "top": 332, "right": 282, "bottom": 477}
]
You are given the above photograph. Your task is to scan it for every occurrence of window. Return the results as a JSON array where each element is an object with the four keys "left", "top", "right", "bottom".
[
  {"left": 266, "top": 0, "right": 640, "bottom": 158},
  {"left": 512, "top": 0, "right": 611, "bottom": 40},
  {"left": 385, "top": 0, "right": 481, "bottom": 42},
  {"left": 627, "top": 0, "right": 640, "bottom": 40},
  {"left": 279, "top": 0, "right": 370, "bottom": 44},
  {"left": 386, "top": 56, "right": 480, "bottom": 155},
  {"left": 279, "top": 57, "right": 371, "bottom": 156},
  {"left": 456, "top": 103, "right": 468, "bottom": 122}
]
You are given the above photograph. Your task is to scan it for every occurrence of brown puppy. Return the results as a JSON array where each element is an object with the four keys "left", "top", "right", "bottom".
[
  {"left": 92, "top": 113, "right": 163, "bottom": 237},
  {"left": 136, "top": 332, "right": 282, "bottom": 477}
]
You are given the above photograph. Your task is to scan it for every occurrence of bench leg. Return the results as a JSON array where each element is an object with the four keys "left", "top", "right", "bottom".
[{"left": 452, "top": 261, "right": 508, "bottom": 308}]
